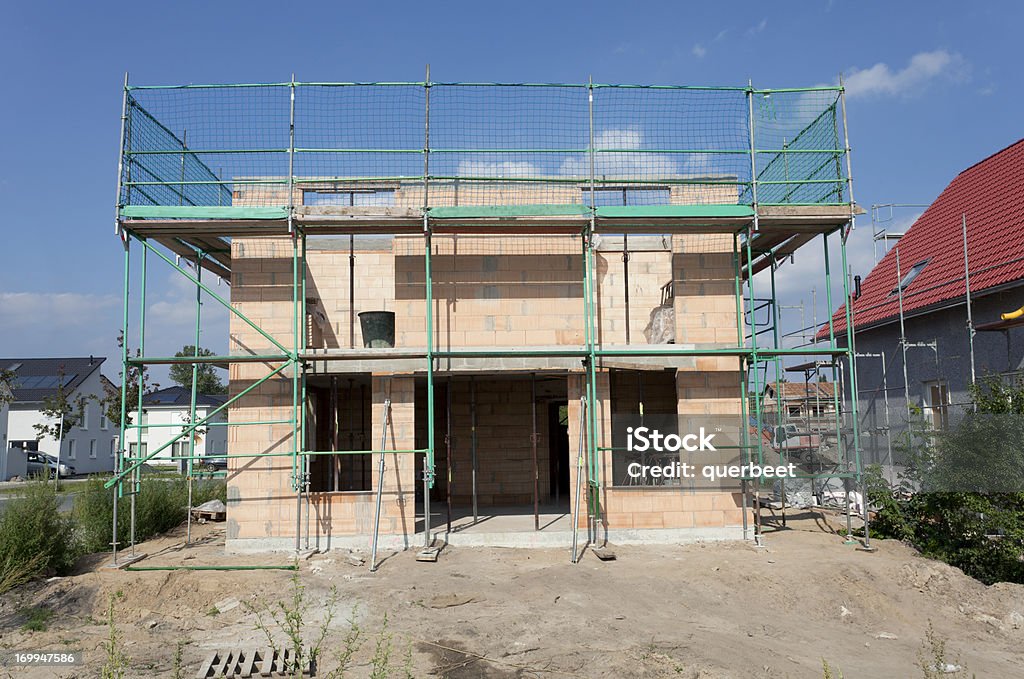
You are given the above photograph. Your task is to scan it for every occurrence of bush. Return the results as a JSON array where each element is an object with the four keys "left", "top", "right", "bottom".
[
  {"left": 867, "top": 377, "right": 1024, "bottom": 585},
  {"left": 0, "top": 480, "right": 77, "bottom": 592},
  {"left": 75, "top": 476, "right": 227, "bottom": 554},
  {"left": 870, "top": 488, "right": 1024, "bottom": 585}
]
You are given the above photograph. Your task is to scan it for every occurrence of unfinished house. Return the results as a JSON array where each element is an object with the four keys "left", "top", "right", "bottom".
[{"left": 109, "top": 77, "right": 861, "bottom": 561}]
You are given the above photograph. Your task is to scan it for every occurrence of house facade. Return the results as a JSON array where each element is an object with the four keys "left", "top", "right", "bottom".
[
  {"left": 823, "top": 139, "right": 1024, "bottom": 467},
  {"left": 2, "top": 357, "right": 118, "bottom": 475},
  {"left": 127, "top": 386, "right": 228, "bottom": 472},
  {"left": 227, "top": 227, "right": 749, "bottom": 551},
  {"left": 761, "top": 381, "right": 837, "bottom": 426}
]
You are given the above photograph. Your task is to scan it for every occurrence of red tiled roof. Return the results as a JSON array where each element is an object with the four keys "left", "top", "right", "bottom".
[
  {"left": 819, "top": 138, "right": 1024, "bottom": 338},
  {"left": 764, "top": 382, "right": 835, "bottom": 400}
]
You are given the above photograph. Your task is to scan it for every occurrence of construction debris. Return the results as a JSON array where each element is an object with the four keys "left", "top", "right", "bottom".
[{"left": 191, "top": 499, "right": 226, "bottom": 523}]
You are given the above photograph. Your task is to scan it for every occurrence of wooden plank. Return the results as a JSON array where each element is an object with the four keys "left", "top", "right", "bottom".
[
  {"left": 745, "top": 233, "right": 818, "bottom": 278},
  {"left": 154, "top": 238, "right": 232, "bottom": 280},
  {"left": 297, "top": 205, "right": 422, "bottom": 218},
  {"left": 196, "top": 650, "right": 219, "bottom": 679},
  {"left": 597, "top": 204, "right": 754, "bottom": 219},
  {"left": 121, "top": 205, "right": 288, "bottom": 220},
  {"left": 240, "top": 647, "right": 259, "bottom": 677},
  {"left": 259, "top": 647, "right": 275, "bottom": 677},
  {"left": 212, "top": 650, "right": 231, "bottom": 677}
]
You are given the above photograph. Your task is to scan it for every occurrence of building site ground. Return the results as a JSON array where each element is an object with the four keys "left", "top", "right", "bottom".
[{"left": 2, "top": 511, "right": 1022, "bottom": 678}]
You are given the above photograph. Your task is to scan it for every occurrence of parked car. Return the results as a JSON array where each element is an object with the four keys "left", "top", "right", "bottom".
[
  {"left": 199, "top": 456, "right": 227, "bottom": 472},
  {"left": 25, "top": 452, "right": 75, "bottom": 478}
]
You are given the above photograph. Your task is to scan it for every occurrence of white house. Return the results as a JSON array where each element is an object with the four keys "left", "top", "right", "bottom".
[
  {"left": 3, "top": 357, "right": 118, "bottom": 475},
  {"left": 127, "top": 386, "right": 227, "bottom": 472}
]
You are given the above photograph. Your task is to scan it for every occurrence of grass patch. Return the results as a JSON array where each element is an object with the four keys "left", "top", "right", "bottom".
[{"left": 20, "top": 605, "right": 55, "bottom": 632}]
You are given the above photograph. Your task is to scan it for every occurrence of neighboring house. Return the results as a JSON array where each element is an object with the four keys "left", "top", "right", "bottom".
[
  {"left": 2, "top": 357, "right": 118, "bottom": 475},
  {"left": 761, "top": 381, "right": 837, "bottom": 429},
  {"left": 821, "top": 138, "right": 1024, "bottom": 466},
  {"left": 127, "top": 386, "right": 227, "bottom": 472}
]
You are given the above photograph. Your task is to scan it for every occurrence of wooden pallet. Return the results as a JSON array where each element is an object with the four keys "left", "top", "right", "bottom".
[
  {"left": 191, "top": 509, "right": 226, "bottom": 524},
  {"left": 195, "top": 647, "right": 313, "bottom": 677}
]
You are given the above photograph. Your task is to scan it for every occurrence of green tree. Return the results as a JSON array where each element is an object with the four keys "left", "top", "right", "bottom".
[
  {"left": 0, "top": 368, "right": 14, "bottom": 406},
  {"left": 169, "top": 345, "right": 226, "bottom": 394},
  {"left": 101, "top": 332, "right": 159, "bottom": 429}
]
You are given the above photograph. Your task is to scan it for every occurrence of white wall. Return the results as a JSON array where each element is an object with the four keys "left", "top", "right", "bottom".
[
  {"left": 125, "top": 405, "right": 228, "bottom": 471},
  {"left": 0, "top": 400, "right": 8, "bottom": 455},
  {"left": 6, "top": 369, "right": 118, "bottom": 475}
]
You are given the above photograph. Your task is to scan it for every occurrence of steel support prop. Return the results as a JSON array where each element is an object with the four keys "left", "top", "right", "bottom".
[
  {"left": 531, "top": 373, "right": 539, "bottom": 531},
  {"left": 734, "top": 233, "right": 751, "bottom": 540},
  {"left": 131, "top": 237, "right": 148, "bottom": 554},
  {"left": 446, "top": 380, "right": 453, "bottom": 534},
  {"left": 186, "top": 253, "right": 203, "bottom": 544},
  {"left": 470, "top": 377, "right": 478, "bottom": 523},
  {"left": 369, "top": 396, "right": 392, "bottom": 572},
  {"left": 571, "top": 395, "right": 587, "bottom": 563},
  {"left": 113, "top": 231, "right": 131, "bottom": 564}
]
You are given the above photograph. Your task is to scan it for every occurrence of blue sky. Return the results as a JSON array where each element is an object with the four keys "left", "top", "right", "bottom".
[{"left": 0, "top": 1, "right": 1020, "bottom": 379}]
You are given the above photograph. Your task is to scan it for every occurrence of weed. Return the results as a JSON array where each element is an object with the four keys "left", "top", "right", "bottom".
[
  {"left": 206, "top": 606, "right": 220, "bottom": 617},
  {"left": 401, "top": 640, "right": 415, "bottom": 679},
  {"left": 249, "top": 571, "right": 338, "bottom": 679},
  {"left": 100, "top": 593, "right": 130, "bottom": 679},
  {"left": 370, "top": 612, "right": 393, "bottom": 679},
  {"left": 916, "top": 621, "right": 973, "bottom": 678},
  {"left": 323, "top": 606, "right": 364, "bottom": 679},
  {"left": 822, "top": 659, "right": 844, "bottom": 679},
  {"left": 19, "top": 605, "right": 55, "bottom": 632},
  {"left": 172, "top": 639, "right": 187, "bottom": 679}
]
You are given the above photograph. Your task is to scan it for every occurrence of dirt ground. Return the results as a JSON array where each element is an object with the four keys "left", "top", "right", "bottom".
[{"left": 1, "top": 509, "right": 1022, "bottom": 678}]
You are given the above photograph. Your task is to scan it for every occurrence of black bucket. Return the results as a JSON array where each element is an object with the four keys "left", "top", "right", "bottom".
[{"left": 358, "top": 311, "right": 396, "bottom": 348}]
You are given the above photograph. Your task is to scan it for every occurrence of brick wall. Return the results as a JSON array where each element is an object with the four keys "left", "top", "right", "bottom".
[{"left": 228, "top": 229, "right": 748, "bottom": 541}]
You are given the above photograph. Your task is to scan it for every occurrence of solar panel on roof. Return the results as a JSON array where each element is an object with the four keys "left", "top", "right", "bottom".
[{"left": 15, "top": 374, "right": 76, "bottom": 390}]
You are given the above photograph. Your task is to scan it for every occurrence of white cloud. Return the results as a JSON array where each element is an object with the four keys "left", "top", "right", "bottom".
[
  {"left": 0, "top": 292, "right": 120, "bottom": 366},
  {"left": 456, "top": 160, "right": 541, "bottom": 178},
  {"left": 0, "top": 291, "right": 118, "bottom": 330},
  {"left": 746, "top": 18, "right": 767, "bottom": 36},
  {"left": 714, "top": 29, "right": 729, "bottom": 42},
  {"left": 560, "top": 128, "right": 680, "bottom": 179},
  {"left": 844, "top": 50, "right": 968, "bottom": 99},
  {"left": 692, "top": 43, "right": 707, "bottom": 59},
  {"left": 147, "top": 272, "right": 230, "bottom": 353}
]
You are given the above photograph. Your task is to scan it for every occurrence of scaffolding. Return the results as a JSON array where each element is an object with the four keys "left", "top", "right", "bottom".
[{"left": 108, "top": 71, "right": 864, "bottom": 564}]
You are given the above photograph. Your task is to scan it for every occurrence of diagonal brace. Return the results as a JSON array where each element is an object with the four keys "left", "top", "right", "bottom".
[
  {"left": 105, "top": 361, "right": 292, "bottom": 488},
  {"left": 137, "top": 235, "right": 292, "bottom": 356}
]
